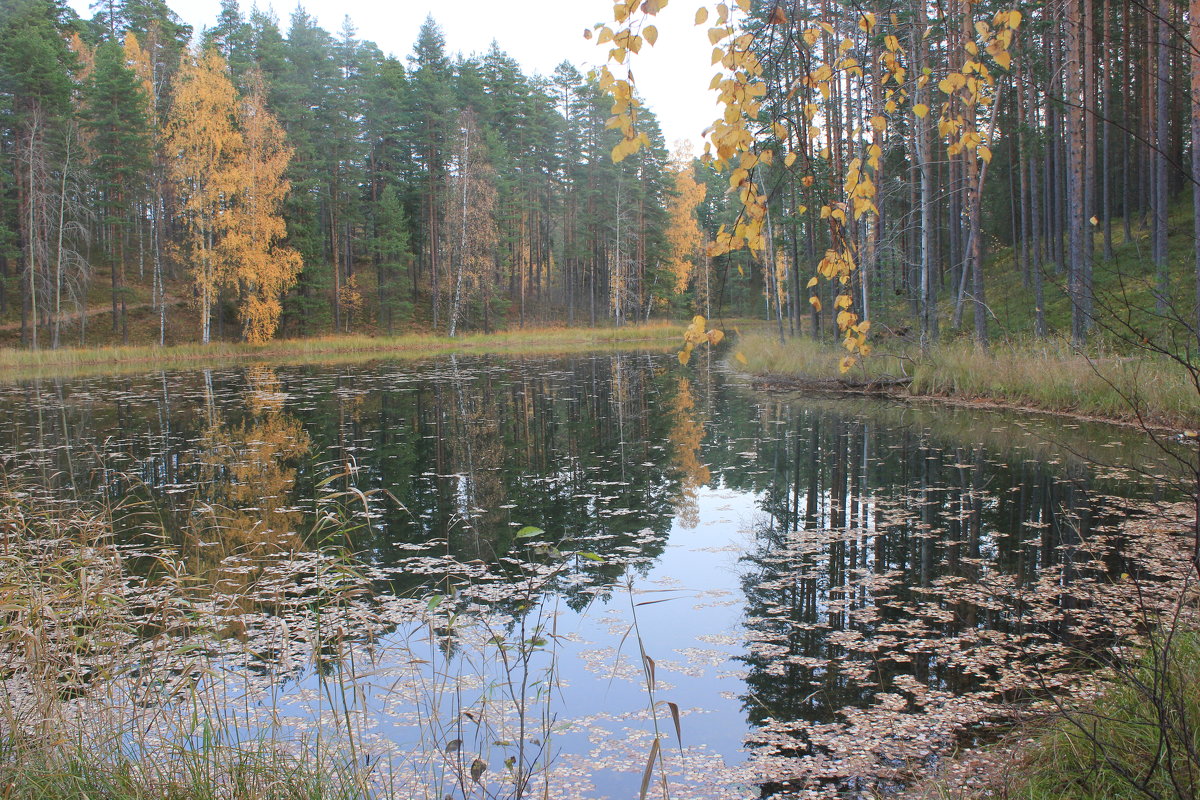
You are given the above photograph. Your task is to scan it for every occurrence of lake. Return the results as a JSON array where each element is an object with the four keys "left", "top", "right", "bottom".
[{"left": 0, "top": 351, "right": 1191, "bottom": 799}]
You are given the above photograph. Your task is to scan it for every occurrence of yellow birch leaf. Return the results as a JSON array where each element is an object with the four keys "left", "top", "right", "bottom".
[
  {"left": 978, "top": 145, "right": 992, "bottom": 163},
  {"left": 735, "top": 351, "right": 748, "bottom": 365},
  {"left": 913, "top": 103, "right": 929, "bottom": 118},
  {"left": 809, "top": 296, "right": 822, "bottom": 312},
  {"left": 643, "top": 25, "right": 658, "bottom": 45},
  {"left": 695, "top": 7, "right": 709, "bottom": 24},
  {"left": 784, "top": 152, "right": 797, "bottom": 167},
  {"left": 806, "top": 276, "right": 819, "bottom": 288}
]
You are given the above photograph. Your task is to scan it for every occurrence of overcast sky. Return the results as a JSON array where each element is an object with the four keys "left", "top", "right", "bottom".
[{"left": 67, "top": 0, "right": 719, "bottom": 153}]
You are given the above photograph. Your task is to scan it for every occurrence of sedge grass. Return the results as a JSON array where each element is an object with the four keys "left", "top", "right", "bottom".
[
  {"left": 733, "top": 331, "right": 1200, "bottom": 429},
  {"left": 0, "top": 322, "right": 686, "bottom": 382},
  {"left": 1008, "top": 629, "right": 1200, "bottom": 800}
]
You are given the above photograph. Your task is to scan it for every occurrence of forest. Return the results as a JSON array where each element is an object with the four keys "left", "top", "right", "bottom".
[{"left": 1, "top": 0, "right": 1196, "bottom": 354}]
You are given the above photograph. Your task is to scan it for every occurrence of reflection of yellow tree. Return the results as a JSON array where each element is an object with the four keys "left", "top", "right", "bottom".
[
  {"left": 668, "top": 377, "right": 711, "bottom": 529},
  {"left": 188, "top": 367, "right": 311, "bottom": 583}
]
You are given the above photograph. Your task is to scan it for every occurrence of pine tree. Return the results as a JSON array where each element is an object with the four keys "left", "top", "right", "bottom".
[
  {"left": 84, "top": 38, "right": 150, "bottom": 342},
  {"left": 0, "top": 0, "right": 76, "bottom": 348}
]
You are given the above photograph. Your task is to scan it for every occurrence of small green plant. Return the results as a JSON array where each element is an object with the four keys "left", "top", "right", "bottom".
[{"left": 1014, "top": 624, "right": 1200, "bottom": 800}]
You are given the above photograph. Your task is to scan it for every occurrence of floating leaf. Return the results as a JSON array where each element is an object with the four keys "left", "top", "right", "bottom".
[{"left": 515, "top": 526, "right": 544, "bottom": 539}]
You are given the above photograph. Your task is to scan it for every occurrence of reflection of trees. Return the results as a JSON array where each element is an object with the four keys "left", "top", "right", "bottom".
[
  {"left": 264, "top": 354, "right": 686, "bottom": 609},
  {"left": 667, "top": 377, "right": 711, "bottom": 529},
  {"left": 737, "top": 404, "right": 1146, "bottom": 793},
  {"left": 184, "top": 366, "right": 311, "bottom": 582}
]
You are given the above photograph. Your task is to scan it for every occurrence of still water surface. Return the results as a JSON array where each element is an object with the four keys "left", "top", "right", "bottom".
[{"left": 0, "top": 353, "right": 1184, "bottom": 798}]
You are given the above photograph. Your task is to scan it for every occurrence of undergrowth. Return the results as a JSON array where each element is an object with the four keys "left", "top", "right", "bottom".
[
  {"left": 733, "top": 331, "right": 1200, "bottom": 428},
  {"left": 1010, "top": 628, "right": 1200, "bottom": 800}
]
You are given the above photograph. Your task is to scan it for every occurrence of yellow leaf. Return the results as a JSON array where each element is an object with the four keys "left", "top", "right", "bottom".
[
  {"left": 806, "top": 276, "right": 818, "bottom": 288},
  {"left": 1089, "top": 215, "right": 1099, "bottom": 226},
  {"left": 994, "top": 50, "right": 1011, "bottom": 70},
  {"left": 678, "top": 347, "right": 691, "bottom": 365},
  {"left": 707, "top": 329, "right": 724, "bottom": 345},
  {"left": 583, "top": 28, "right": 593, "bottom": 40},
  {"left": 708, "top": 26, "right": 726, "bottom": 45},
  {"left": 784, "top": 152, "right": 797, "bottom": 167},
  {"left": 695, "top": 7, "right": 708, "bottom": 24},
  {"left": 643, "top": 25, "right": 658, "bottom": 45},
  {"left": 884, "top": 34, "right": 900, "bottom": 52},
  {"left": 913, "top": 103, "right": 929, "bottom": 118},
  {"left": 839, "top": 356, "right": 857, "bottom": 373},
  {"left": 870, "top": 115, "right": 886, "bottom": 131},
  {"left": 978, "top": 145, "right": 992, "bottom": 164},
  {"left": 736, "top": 0, "right": 751, "bottom": 11},
  {"left": 808, "top": 296, "right": 822, "bottom": 312},
  {"left": 735, "top": 351, "right": 748, "bottom": 365}
]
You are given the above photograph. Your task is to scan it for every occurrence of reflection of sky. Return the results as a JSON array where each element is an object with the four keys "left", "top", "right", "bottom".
[{"left": 260, "top": 481, "right": 763, "bottom": 798}]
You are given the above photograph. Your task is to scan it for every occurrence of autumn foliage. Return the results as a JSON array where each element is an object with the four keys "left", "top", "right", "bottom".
[{"left": 166, "top": 48, "right": 299, "bottom": 344}]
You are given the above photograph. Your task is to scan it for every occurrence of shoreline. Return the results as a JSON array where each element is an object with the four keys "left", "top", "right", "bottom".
[
  {"left": 732, "top": 331, "right": 1200, "bottom": 431},
  {"left": 0, "top": 323, "right": 685, "bottom": 382}
]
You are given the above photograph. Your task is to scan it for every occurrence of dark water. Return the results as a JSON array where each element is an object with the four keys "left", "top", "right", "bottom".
[{"left": 0, "top": 353, "right": 1188, "bottom": 798}]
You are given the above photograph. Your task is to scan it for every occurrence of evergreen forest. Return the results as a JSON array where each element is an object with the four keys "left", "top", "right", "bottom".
[{"left": 1, "top": 0, "right": 1199, "bottom": 353}]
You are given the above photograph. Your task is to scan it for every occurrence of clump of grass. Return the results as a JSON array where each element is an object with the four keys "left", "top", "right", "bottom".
[
  {"left": 1011, "top": 629, "right": 1200, "bottom": 800},
  {"left": 0, "top": 736, "right": 367, "bottom": 800},
  {"left": 0, "top": 322, "right": 686, "bottom": 382},
  {"left": 733, "top": 332, "right": 1200, "bottom": 428},
  {"left": 0, "top": 489, "right": 373, "bottom": 800}
]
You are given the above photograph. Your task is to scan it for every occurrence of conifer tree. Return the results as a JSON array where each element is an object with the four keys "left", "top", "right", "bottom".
[{"left": 84, "top": 38, "right": 149, "bottom": 342}]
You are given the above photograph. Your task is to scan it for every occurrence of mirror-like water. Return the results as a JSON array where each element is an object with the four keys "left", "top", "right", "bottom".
[{"left": 0, "top": 353, "right": 1191, "bottom": 798}]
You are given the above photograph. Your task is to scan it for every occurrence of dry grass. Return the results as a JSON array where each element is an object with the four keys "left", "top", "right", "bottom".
[
  {"left": 0, "top": 323, "right": 684, "bottom": 382},
  {"left": 734, "top": 332, "right": 1200, "bottom": 428}
]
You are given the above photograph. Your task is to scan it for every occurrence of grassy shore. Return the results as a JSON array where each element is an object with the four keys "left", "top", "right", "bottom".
[
  {"left": 0, "top": 322, "right": 685, "bottom": 382},
  {"left": 734, "top": 331, "right": 1200, "bottom": 429}
]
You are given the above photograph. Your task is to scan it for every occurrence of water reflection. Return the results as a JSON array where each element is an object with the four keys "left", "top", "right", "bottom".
[{"left": 0, "top": 355, "right": 1189, "bottom": 798}]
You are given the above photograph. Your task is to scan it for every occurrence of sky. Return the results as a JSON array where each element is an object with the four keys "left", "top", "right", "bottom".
[{"left": 67, "top": 0, "right": 721, "bottom": 153}]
